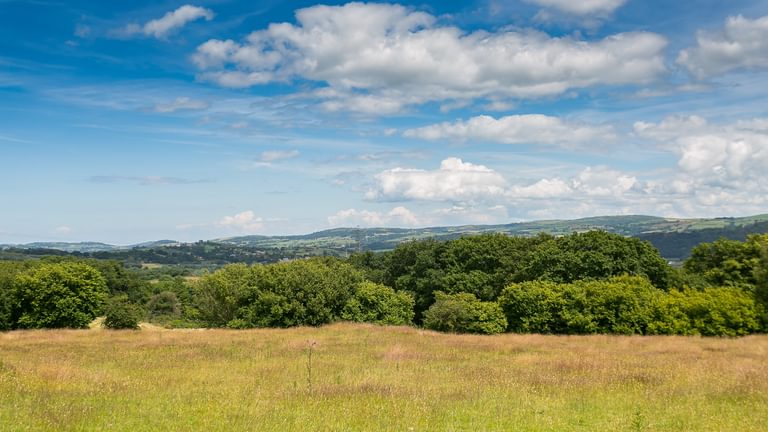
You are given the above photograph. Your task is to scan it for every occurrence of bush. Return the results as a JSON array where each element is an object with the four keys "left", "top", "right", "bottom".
[
  {"left": 194, "top": 264, "right": 253, "bottom": 327},
  {"left": 497, "top": 280, "right": 566, "bottom": 334},
  {"left": 13, "top": 262, "right": 108, "bottom": 329},
  {"left": 499, "top": 276, "right": 764, "bottom": 336},
  {"left": 103, "top": 296, "right": 143, "bottom": 330},
  {"left": 234, "top": 257, "right": 364, "bottom": 328},
  {"left": 147, "top": 291, "right": 181, "bottom": 318},
  {"left": 649, "top": 287, "right": 763, "bottom": 336},
  {"left": 423, "top": 292, "right": 506, "bottom": 334},
  {"left": 342, "top": 281, "right": 415, "bottom": 325},
  {"left": 499, "top": 276, "right": 664, "bottom": 334}
]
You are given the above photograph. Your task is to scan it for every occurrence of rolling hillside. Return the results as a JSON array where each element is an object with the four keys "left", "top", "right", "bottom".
[{"left": 3, "top": 214, "right": 768, "bottom": 263}]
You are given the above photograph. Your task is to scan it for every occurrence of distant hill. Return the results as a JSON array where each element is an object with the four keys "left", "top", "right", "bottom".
[
  {"left": 3, "top": 214, "right": 768, "bottom": 263},
  {"left": 217, "top": 214, "right": 768, "bottom": 259}
]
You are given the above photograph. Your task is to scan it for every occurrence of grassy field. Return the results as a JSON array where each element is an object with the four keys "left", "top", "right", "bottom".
[{"left": 1, "top": 324, "right": 767, "bottom": 431}]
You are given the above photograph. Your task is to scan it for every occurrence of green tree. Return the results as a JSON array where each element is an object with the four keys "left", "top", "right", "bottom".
[
  {"left": 383, "top": 239, "right": 447, "bottom": 322},
  {"left": 683, "top": 236, "right": 762, "bottom": 288},
  {"left": 499, "top": 276, "right": 664, "bottom": 335},
  {"left": 518, "top": 231, "right": 671, "bottom": 289},
  {"left": 440, "top": 234, "right": 544, "bottom": 300},
  {"left": 103, "top": 295, "right": 143, "bottom": 330},
  {"left": 146, "top": 291, "right": 181, "bottom": 319},
  {"left": 235, "top": 257, "right": 364, "bottom": 328},
  {"left": 194, "top": 263, "right": 253, "bottom": 327},
  {"left": 342, "top": 281, "right": 415, "bottom": 325},
  {"left": 423, "top": 292, "right": 506, "bottom": 335},
  {"left": 0, "top": 261, "right": 32, "bottom": 330},
  {"left": 13, "top": 262, "right": 108, "bottom": 329},
  {"left": 754, "top": 236, "right": 768, "bottom": 327}
]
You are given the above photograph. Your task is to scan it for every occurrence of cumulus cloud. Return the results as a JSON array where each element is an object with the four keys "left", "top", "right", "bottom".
[
  {"left": 403, "top": 114, "right": 616, "bottom": 148},
  {"left": 365, "top": 158, "right": 508, "bottom": 203},
  {"left": 215, "top": 210, "right": 264, "bottom": 232},
  {"left": 634, "top": 115, "right": 768, "bottom": 215},
  {"left": 121, "top": 5, "right": 214, "bottom": 39},
  {"left": 634, "top": 115, "right": 768, "bottom": 185},
  {"left": 328, "top": 206, "right": 422, "bottom": 227},
  {"left": 360, "top": 142, "right": 768, "bottom": 221},
  {"left": 678, "top": 15, "right": 768, "bottom": 78},
  {"left": 153, "top": 97, "right": 209, "bottom": 113},
  {"left": 364, "top": 157, "right": 641, "bottom": 205},
  {"left": 193, "top": 2, "right": 666, "bottom": 112},
  {"left": 525, "top": 0, "right": 627, "bottom": 16},
  {"left": 507, "top": 166, "right": 637, "bottom": 199}
]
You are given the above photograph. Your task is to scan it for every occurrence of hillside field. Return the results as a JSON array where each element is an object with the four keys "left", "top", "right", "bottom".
[{"left": 1, "top": 324, "right": 767, "bottom": 431}]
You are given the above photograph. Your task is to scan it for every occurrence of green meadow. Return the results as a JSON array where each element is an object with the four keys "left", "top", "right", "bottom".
[{"left": 2, "top": 323, "right": 767, "bottom": 431}]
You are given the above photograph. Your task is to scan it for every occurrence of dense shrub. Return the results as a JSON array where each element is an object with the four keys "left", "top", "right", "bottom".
[
  {"left": 234, "top": 258, "right": 364, "bottom": 328},
  {"left": 103, "top": 296, "right": 143, "bottom": 330},
  {"left": 499, "top": 276, "right": 663, "bottom": 334},
  {"left": 355, "top": 232, "right": 672, "bottom": 324},
  {"left": 13, "top": 262, "right": 108, "bottom": 329},
  {"left": 342, "top": 281, "right": 415, "bottom": 325},
  {"left": 423, "top": 292, "right": 506, "bottom": 335},
  {"left": 195, "top": 258, "right": 364, "bottom": 328},
  {"left": 146, "top": 291, "right": 181, "bottom": 318},
  {"left": 648, "top": 287, "right": 763, "bottom": 336},
  {"left": 194, "top": 263, "right": 253, "bottom": 327}
]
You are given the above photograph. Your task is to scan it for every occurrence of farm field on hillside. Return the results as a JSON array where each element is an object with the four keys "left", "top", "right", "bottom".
[{"left": 1, "top": 324, "right": 767, "bottom": 431}]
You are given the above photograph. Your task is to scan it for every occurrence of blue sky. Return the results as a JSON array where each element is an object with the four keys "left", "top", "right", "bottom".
[{"left": 2, "top": 0, "right": 768, "bottom": 244}]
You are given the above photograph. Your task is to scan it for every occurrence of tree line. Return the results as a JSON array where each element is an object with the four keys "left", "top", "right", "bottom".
[{"left": 1, "top": 231, "right": 766, "bottom": 335}]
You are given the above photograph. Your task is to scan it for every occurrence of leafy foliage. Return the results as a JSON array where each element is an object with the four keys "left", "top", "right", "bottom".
[
  {"left": 342, "top": 281, "right": 415, "bottom": 325},
  {"left": 13, "top": 262, "right": 108, "bottom": 329},
  {"left": 499, "top": 276, "right": 663, "bottom": 335},
  {"left": 103, "top": 295, "right": 143, "bottom": 330},
  {"left": 235, "top": 258, "right": 364, "bottom": 328},
  {"left": 423, "top": 292, "right": 507, "bottom": 335},
  {"left": 194, "top": 263, "right": 252, "bottom": 327},
  {"left": 146, "top": 291, "right": 181, "bottom": 319},
  {"left": 683, "top": 235, "right": 765, "bottom": 288},
  {"left": 649, "top": 287, "right": 763, "bottom": 336},
  {"left": 517, "top": 231, "right": 671, "bottom": 289}
]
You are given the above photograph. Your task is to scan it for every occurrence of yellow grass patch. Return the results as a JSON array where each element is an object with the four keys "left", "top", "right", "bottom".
[{"left": 1, "top": 323, "right": 767, "bottom": 431}]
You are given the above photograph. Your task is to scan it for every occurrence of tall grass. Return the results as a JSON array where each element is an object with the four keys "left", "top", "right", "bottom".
[{"left": 1, "top": 323, "right": 767, "bottom": 431}]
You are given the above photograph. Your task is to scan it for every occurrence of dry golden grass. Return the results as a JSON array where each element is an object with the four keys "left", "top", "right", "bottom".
[{"left": 1, "top": 323, "right": 767, "bottom": 431}]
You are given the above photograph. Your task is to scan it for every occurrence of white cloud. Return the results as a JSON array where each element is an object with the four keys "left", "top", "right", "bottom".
[
  {"left": 153, "top": 97, "right": 209, "bottom": 113},
  {"left": 507, "top": 166, "right": 637, "bottom": 199},
  {"left": 327, "top": 206, "right": 422, "bottom": 227},
  {"left": 403, "top": 114, "right": 615, "bottom": 148},
  {"left": 193, "top": 3, "right": 666, "bottom": 112},
  {"left": 634, "top": 116, "right": 768, "bottom": 213},
  {"left": 259, "top": 150, "right": 300, "bottom": 162},
  {"left": 365, "top": 158, "right": 508, "bottom": 203},
  {"left": 678, "top": 15, "right": 768, "bottom": 78},
  {"left": 215, "top": 210, "right": 264, "bottom": 233},
  {"left": 525, "top": 0, "right": 627, "bottom": 16},
  {"left": 433, "top": 204, "right": 510, "bottom": 225},
  {"left": 356, "top": 147, "right": 768, "bottom": 223},
  {"left": 53, "top": 225, "right": 72, "bottom": 235},
  {"left": 365, "top": 158, "right": 640, "bottom": 204},
  {"left": 572, "top": 166, "right": 638, "bottom": 197},
  {"left": 122, "top": 5, "right": 214, "bottom": 39},
  {"left": 252, "top": 150, "right": 300, "bottom": 168}
]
